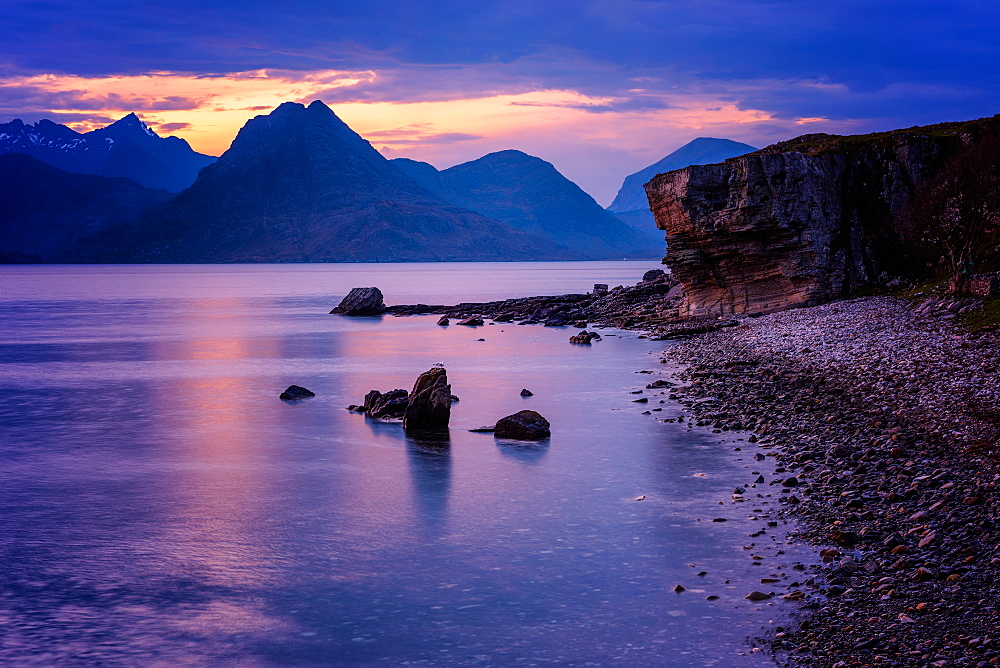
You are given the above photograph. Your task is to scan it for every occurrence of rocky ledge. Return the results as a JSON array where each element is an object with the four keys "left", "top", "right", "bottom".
[
  {"left": 388, "top": 269, "right": 687, "bottom": 330},
  {"left": 660, "top": 296, "right": 1000, "bottom": 667}
]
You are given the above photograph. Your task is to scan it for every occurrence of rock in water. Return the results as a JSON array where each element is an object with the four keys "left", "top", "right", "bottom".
[
  {"left": 520, "top": 388, "right": 534, "bottom": 397},
  {"left": 280, "top": 385, "right": 315, "bottom": 400},
  {"left": 569, "top": 330, "right": 602, "bottom": 344},
  {"left": 494, "top": 410, "right": 551, "bottom": 440},
  {"left": 330, "top": 287, "right": 386, "bottom": 315},
  {"left": 403, "top": 367, "right": 452, "bottom": 432},
  {"left": 437, "top": 316, "right": 450, "bottom": 326},
  {"left": 368, "top": 388, "right": 409, "bottom": 419}
]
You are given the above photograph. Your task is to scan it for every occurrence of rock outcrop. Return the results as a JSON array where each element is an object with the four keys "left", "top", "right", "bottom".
[
  {"left": 280, "top": 385, "right": 315, "bottom": 400},
  {"left": 330, "top": 287, "right": 386, "bottom": 315},
  {"left": 494, "top": 410, "right": 550, "bottom": 440},
  {"left": 645, "top": 117, "right": 999, "bottom": 317},
  {"left": 403, "top": 367, "right": 452, "bottom": 432},
  {"left": 363, "top": 388, "right": 409, "bottom": 419}
]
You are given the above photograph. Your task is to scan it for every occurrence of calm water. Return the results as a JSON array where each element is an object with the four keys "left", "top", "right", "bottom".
[{"left": 0, "top": 262, "right": 812, "bottom": 666}]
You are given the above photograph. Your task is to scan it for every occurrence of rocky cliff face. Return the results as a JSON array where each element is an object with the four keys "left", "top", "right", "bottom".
[{"left": 645, "top": 119, "right": 996, "bottom": 317}]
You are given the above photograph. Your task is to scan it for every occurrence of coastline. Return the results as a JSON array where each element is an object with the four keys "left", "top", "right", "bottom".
[
  {"left": 661, "top": 296, "right": 1000, "bottom": 667},
  {"left": 397, "top": 281, "right": 1000, "bottom": 666}
]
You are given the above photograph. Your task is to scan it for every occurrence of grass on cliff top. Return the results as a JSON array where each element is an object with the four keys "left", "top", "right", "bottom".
[{"left": 751, "top": 114, "right": 1000, "bottom": 157}]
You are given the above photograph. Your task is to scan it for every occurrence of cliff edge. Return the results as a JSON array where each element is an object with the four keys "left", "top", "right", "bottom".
[{"left": 645, "top": 116, "right": 1000, "bottom": 317}]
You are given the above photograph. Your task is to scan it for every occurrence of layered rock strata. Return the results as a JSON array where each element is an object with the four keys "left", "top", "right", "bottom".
[{"left": 645, "top": 118, "right": 998, "bottom": 317}]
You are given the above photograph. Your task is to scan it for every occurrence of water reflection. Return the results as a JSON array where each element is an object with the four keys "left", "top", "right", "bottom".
[
  {"left": 405, "top": 433, "right": 451, "bottom": 537},
  {"left": 495, "top": 437, "right": 550, "bottom": 465}
]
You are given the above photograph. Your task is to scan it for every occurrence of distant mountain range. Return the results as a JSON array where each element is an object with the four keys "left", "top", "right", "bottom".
[
  {"left": 0, "top": 114, "right": 215, "bottom": 192},
  {"left": 121, "top": 101, "right": 575, "bottom": 262},
  {"left": 0, "top": 153, "right": 170, "bottom": 263},
  {"left": 392, "top": 150, "right": 663, "bottom": 258},
  {"left": 607, "top": 137, "right": 758, "bottom": 228},
  {"left": 1, "top": 103, "right": 754, "bottom": 263}
]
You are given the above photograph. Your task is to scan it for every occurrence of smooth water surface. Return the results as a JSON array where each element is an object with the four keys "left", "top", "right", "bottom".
[{"left": 0, "top": 263, "right": 810, "bottom": 666}]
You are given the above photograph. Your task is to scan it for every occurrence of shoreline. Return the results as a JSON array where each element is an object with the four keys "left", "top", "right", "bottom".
[
  {"left": 660, "top": 296, "right": 1000, "bottom": 667},
  {"left": 395, "top": 280, "right": 1000, "bottom": 666}
]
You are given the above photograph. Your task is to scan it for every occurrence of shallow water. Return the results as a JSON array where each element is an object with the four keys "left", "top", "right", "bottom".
[{"left": 0, "top": 262, "right": 812, "bottom": 666}]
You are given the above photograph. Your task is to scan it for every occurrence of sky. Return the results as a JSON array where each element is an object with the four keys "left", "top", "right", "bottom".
[{"left": 1, "top": 0, "right": 998, "bottom": 205}]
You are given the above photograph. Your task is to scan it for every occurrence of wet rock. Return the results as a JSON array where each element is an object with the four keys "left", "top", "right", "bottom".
[
  {"left": 745, "top": 591, "right": 772, "bottom": 601},
  {"left": 403, "top": 367, "right": 451, "bottom": 433},
  {"left": 280, "top": 385, "right": 315, "bottom": 400},
  {"left": 520, "top": 388, "right": 534, "bottom": 397},
  {"left": 642, "top": 269, "right": 666, "bottom": 282},
  {"left": 330, "top": 287, "right": 386, "bottom": 315},
  {"left": 367, "top": 388, "right": 409, "bottom": 419},
  {"left": 570, "top": 330, "right": 602, "bottom": 344},
  {"left": 457, "top": 317, "right": 484, "bottom": 326},
  {"left": 437, "top": 316, "right": 450, "bottom": 326},
  {"left": 494, "top": 410, "right": 551, "bottom": 440}
]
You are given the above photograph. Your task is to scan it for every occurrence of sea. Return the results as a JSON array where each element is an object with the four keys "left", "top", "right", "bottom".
[{"left": 0, "top": 262, "right": 815, "bottom": 667}]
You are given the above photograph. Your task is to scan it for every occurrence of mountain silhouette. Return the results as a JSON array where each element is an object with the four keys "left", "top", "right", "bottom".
[{"left": 125, "top": 101, "right": 572, "bottom": 262}]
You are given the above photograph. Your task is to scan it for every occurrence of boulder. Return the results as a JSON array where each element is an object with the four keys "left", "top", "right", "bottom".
[
  {"left": 367, "top": 388, "right": 409, "bottom": 419},
  {"left": 520, "top": 388, "right": 534, "bottom": 397},
  {"left": 403, "top": 367, "right": 452, "bottom": 432},
  {"left": 457, "top": 317, "right": 484, "bottom": 326},
  {"left": 494, "top": 410, "right": 550, "bottom": 440},
  {"left": 330, "top": 287, "right": 386, "bottom": 315},
  {"left": 569, "top": 330, "right": 602, "bottom": 344},
  {"left": 642, "top": 269, "right": 666, "bottom": 282},
  {"left": 280, "top": 385, "right": 315, "bottom": 400},
  {"left": 437, "top": 316, "right": 450, "bottom": 326},
  {"left": 593, "top": 283, "right": 609, "bottom": 296}
]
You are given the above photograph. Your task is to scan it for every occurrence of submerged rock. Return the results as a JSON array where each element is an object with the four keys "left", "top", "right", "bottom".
[
  {"left": 569, "top": 330, "right": 602, "bottom": 344},
  {"left": 494, "top": 410, "right": 550, "bottom": 440},
  {"left": 403, "top": 367, "right": 452, "bottom": 432},
  {"left": 280, "top": 385, "right": 315, "bottom": 400},
  {"left": 330, "top": 287, "right": 386, "bottom": 315}
]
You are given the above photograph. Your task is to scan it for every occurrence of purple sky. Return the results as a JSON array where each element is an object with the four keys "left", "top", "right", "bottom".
[{"left": 1, "top": 0, "right": 998, "bottom": 204}]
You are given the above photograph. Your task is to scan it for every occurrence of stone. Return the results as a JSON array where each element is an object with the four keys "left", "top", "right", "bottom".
[
  {"left": 437, "top": 316, "right": 450, "bottom": 326},
  {"left": 279, "top": 385, "right": 315, "bottom": 400},
  {"left": 367, "top": 388, "right": 409, "bottom": 419},
  {"left": 642, "top": 269, "right": 666, "bottom": 282},
  {"left": 745, "top": 591, "right": 772, "bottom": 601},
  {"left": 494, "top": 410, "right": 551, "bottom": 440},
  {"left": 403, "top": 367, "right": 452, "bottom": 432},
  {"left": 520, "top": 388, "right": 534, "bottom": 396},
  {"left": 457, "top": 317, "right": 484, "bottom": 326},
  {"left": 330, "top": 287, "right": 386, "bottom": 315},
  {"left": 593, "top": 283, "right": 609, "bottom": 296},
  {"left": 278, "top": 385, "right": 316, "bottom": 401},
  {"left": 569, "top": 330, "right": 602, "bottom": 344},
  {"left": 969, "top": 271, "right": 1000, "bottom": 296}
]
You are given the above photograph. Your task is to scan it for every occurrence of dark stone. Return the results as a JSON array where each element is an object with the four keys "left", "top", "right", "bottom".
[
  {"left": 494, "top": 410, "right": 551, "bottom": 440},
  {"left": 642, "top": 269, "right": 666, "bottom": 282},
  {"left": 436, "top": 316, "right": 450, "bottom": 326},
  {"left": 330, "top": 287, "right": 386, "bottom": 315},
  {"left": 403, "top": 367, "right": 452, "bottom": 432},
  {"left": 520, "top": 388, "right": 534, "bottom": 397},
  {"left": 280, "top": 385, "right": 315, "bottom": 400},
  {"left": 457, "top": 317, "right": 484, "bottom": 326},
  {"left": 367, "top": 388, "right": 409, "bottom": 419},
  {"left": 569, "top": 330, "right": 602, "bottom": 344}
]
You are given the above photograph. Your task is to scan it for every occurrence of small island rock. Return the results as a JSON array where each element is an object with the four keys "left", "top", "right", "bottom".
[
  {"left": 520, "top": 388, "right": 534, "bottom": 397},
  {"left": 403, "top": 367, "right": 452, "bottom": 432},
  {"left": 494, "top": 410, "right": 551, "bottom": 440},
  {"left": 280, "top": 385, "right": 315, "bottom": 400},
  {"left": 457, "top": 317, "right": 484, "bottom": 326},
  {"left": 330, "top": 287, "right": 386, "bottom": 315},
  {"left": 437, "top": 316, "right": 450, "bottom": 326}
]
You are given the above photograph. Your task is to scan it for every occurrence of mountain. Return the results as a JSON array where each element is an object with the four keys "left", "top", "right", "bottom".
[
  {"left": 0, "top": 153, "right": 171, "bottom": 262},
  {"left": 608, "top": 138, "right": 758, "bottom": 228},
  {"left": 124, "top": 101, "right": 573, "bottom": 262},
  {"left": 0, "top": 114, "right": 215, "bottom": 191},
  {"left": 391, "top": 150, "right": 663, "bottom": 259}
]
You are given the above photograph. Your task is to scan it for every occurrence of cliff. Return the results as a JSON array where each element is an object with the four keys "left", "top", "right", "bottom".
[{"left": 645, "top": 116, "right": 999, "bottom": 317}]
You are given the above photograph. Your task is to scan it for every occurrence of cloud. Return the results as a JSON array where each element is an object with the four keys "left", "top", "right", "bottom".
[{"left": 155, "top": 122, "right": 191, "bottom": 132}]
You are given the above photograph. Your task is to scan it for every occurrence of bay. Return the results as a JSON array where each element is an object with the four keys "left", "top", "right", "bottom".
[{"left": 0, "top": 262, "right": 810, "bottom": 666}]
